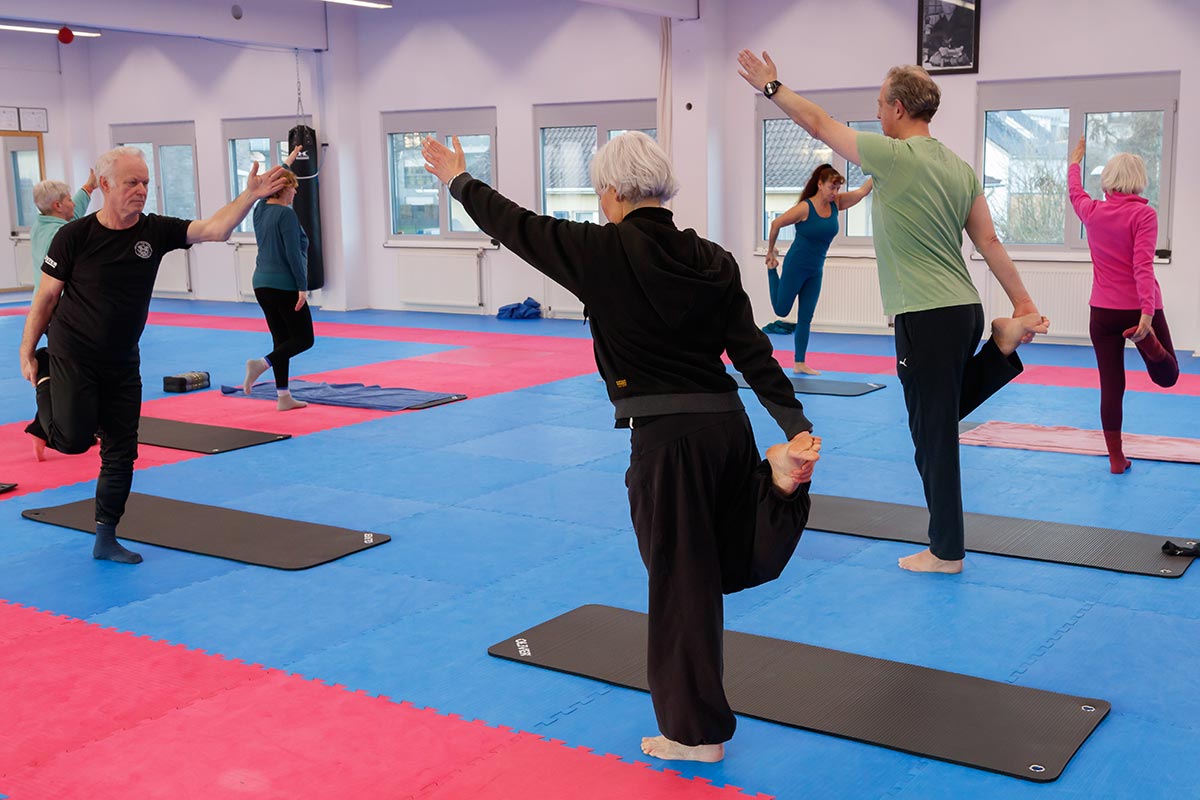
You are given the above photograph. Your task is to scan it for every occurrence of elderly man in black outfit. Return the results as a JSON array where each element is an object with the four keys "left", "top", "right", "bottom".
[
  {"left": 19, "top": 146, "right": 288, "bottom": 564},
  {"left": 423, "top": 131, "right": 822, "bottom": 763}
]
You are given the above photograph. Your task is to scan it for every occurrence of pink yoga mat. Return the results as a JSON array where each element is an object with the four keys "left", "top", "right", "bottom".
[{"left": 961, "top": 420, "right": 1200, "bottom": 464}]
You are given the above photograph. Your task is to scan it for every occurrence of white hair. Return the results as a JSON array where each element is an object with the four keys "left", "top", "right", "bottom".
[
  {"left": 589, "top": 131, "right": 679, "bottom": 203},
  {"left": 1100, "top": 153, "right": 1148, "bottom": 195},
  {"left": 33, "top": 180, "right": 71, "bottom": 214},
  {"left": 95, "top": 146, "right": 147, "bottom": 184}
]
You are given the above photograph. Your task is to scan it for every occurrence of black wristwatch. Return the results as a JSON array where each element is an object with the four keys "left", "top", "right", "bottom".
[{"left": 763, "top": 80, "right": 781, "bottom": 98}]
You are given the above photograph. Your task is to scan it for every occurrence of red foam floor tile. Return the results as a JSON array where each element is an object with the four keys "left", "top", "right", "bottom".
[{"left": 0, "top": 602, "right": 764, "bottom": 799}]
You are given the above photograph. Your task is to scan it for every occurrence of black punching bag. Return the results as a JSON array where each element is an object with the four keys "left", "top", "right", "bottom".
[{"left": 288, "top": 125, "right": 324, "bottom": 290}]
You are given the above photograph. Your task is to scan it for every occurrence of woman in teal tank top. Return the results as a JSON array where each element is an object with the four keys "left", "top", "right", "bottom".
[{"left": 765, "top": 164, "right": 872, "bottom": 374}]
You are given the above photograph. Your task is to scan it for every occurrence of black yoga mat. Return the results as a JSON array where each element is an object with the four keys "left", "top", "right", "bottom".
[
  {"left": 0, "top": 483, "right": 15, "bottom": 495},
  {"left": 808, "top": 494, "right": 1193, "bottom": 578},
  {"left": 22, "top": 493, "right": 388, "bottom": 570},
  {"left": 138, "top": 417, "right": 290, "bottom": 454},
  {"left": 490, "top": 605, "right": 1108, "bottom": 782},
  {"left": 732, "top": 372, "right": 886, "bottom": 397}
]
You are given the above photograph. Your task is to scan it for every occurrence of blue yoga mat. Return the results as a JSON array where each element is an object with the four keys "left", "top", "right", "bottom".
[{"left": 221, "top": 380, "right": 467, "bottom": 411}]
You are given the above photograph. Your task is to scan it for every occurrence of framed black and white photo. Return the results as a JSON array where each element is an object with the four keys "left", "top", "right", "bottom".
[{"left": 918, "top": 0, "right": 980, "bottom": 75}]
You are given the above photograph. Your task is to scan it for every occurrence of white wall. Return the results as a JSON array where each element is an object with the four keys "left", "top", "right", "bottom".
[{"left": 3, "top": 0, "right": 1198, "bottom": 350}]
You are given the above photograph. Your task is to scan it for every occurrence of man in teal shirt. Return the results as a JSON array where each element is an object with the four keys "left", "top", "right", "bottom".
[
  {"left": 31, "top": 172, "right": 96, "bottom": 291},
  {"left": 740, "top": 52, "right": 1049, "bottom": 574}
]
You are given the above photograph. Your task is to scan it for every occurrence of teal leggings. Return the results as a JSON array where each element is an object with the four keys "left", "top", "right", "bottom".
[{"left": 768, "top": 267, "right": 822, "bottom": 361}]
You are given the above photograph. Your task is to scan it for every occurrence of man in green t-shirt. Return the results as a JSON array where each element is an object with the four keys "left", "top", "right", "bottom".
[{"left": 739, "top": 51, "right": 1049, "bottom": 574}]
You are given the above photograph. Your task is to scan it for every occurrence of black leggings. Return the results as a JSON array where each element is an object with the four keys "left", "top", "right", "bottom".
[
  {"left": 254, "top": 287, "right": 314, "bottom": 389},
  {"left": 36, "top": 355, "right": 141, "bottom": 526},
  {"left": 626, "top": 410, "right": 811, "bottom": 745},
  {"left": 1089, "top": 306, "right": 1179, "bottom": 432},
  {"left": 894, "top": 304, "right": 1023, "bottom": 561}
]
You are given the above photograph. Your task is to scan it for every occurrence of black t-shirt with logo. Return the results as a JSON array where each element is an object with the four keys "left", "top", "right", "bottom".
[{"left": 42, "top": 213, "right": 192, "bottom": 365}]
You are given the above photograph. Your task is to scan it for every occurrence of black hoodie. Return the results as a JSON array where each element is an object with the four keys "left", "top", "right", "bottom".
[{"left": 450, "top": 174, "right": 812, "bottom": 439}]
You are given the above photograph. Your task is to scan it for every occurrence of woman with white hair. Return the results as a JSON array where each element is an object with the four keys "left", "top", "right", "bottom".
[
  {"left": 1068, "top": 137, "right": 1179, "bottom": 473},
  {"left": 31, "top": 171, "right": 96, "bottom": 292},
  {"left": 423, "top": 131, "right": 821, "bottom": 763}
]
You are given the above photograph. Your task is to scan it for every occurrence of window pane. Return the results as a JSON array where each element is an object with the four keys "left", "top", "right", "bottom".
[
  {"left": 982, "top": 108, "right": 1069, "bottom": 245},
  {"left": 607, "top": 128, "right": 657, "bottom": 140},
  {"left": 11, "top": 149, "right": 40, "bottom": 228},
  {"left": 763, "top": 119, "right": 832, "bottom": 241},
  {"left": 541, "top": 126, "right": 598, "bottom": 222},
  {"left": 845, "top": 120, "right": 883, "bottom": 238},
  {"left": 389, "top": 131, "right": 439, "bottom": 235},
  {"left": 121, "top": 142, "right": 158, "bottom": 215},
  {"left": 159, "top": 145, "right": 197, "bottom": 219},
  {"left": 447, "top": 134, "right": 492, "bottom": 233},
  {"left": 1083, "top": 111, "right": 1163, "bottom": 209},
  {"left": 229, "top": 137, "right": 272, "bottom": 233}
]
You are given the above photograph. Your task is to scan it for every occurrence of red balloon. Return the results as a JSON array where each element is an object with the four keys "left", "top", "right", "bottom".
[{"left": 57, "top": 26, "right": 74, "bottom": 44}]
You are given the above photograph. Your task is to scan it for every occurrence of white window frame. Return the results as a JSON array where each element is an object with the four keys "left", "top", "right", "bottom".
[
  {"left": 755, "top": 88, "right": 880, "bottom": 253},
  {"left": 976, "top": 72, "right": 1179, "bottom": 258},
  {"left": 222, "top": 115, "right": 312, "bottom": 240},
  {"left": 111, "top": 121, "right": 201, "bottom": 220},
  {"left": 533, "top": 99, "right": 656, "bottom": 223},
  {"left": 381, "top": 107, "right": 497, "bottom": 243}
]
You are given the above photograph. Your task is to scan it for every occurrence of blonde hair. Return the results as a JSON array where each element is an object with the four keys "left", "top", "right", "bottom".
[
  {"left": 33, "top": 180, "right": 70, "bottom": 214},
  {"left": 589, "top": 131, "right": 679, "bottom": 203},
  {"left": 1100, "top": 153, "right": 1148, "bottom": 195},
  {"left": 271, "top": 170, "right": 299, "bottom": 199},
  {"left": 884, "top": 65, "right": 941, "bottom": 122}
]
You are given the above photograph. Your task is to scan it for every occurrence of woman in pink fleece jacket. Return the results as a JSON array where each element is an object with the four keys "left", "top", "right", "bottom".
[{"left": 1068, "top": 136, "right": 1179, "bottom": 473}]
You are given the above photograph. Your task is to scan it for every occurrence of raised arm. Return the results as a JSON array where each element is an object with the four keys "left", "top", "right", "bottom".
[
  {"left": 738, "top": 50, "right": 861, "bottom": 166},
  {"left": 836, "top": 178, "right": 873, "bottom": 211},
  {"left": 424, "top": 135, "right": 592, "bottom": 298},
  {"left": 765, "top": 202, "right": 810, "bottom": 267},
  {"left": 18, "top": 275, "right": 64, "bottom": 385},
  {"left": 1066, "top": 136, "right": 1097, "bottom": 224},
  {"left": 72, "top": 170, "right": 97, "bottom": 221},
  {"left": 187, "top": 162, "right": 289, "bottom": 244},
  {"left": 964, "top": 194, "right": 1041, "bottom": 322}
]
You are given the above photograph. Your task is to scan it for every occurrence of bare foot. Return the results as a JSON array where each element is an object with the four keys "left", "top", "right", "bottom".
[
  {"left": 277, "top": 394, "right": 308, "bottom": 412},
  {"left": 31, "top": 433, "right": 46, "bottom": 462},
  {"left": 991, "top": 314, "right": 1050, "bottom": 356},
  {"left": 765, "top": 432, "right": 821, "bottom": 494},
  {"left": 898, "top": 548, "right": 963, "bottom": 574},
  {"left": 793, "top": 362, "right": 822, "bottom": 376},
  {"left": 244, "top": 358, "right": 269, "bottom": 394},
  {"left": 640, "top": 736, "right": 724, "bottom": 763}
]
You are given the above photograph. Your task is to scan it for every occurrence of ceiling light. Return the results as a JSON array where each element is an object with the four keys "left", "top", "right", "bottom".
[
  {"left": 0, "top": 21, "right": 101, "bottom": 37},
  {"left": 322, "top": 0, "right": 393, "bottom": 8}
]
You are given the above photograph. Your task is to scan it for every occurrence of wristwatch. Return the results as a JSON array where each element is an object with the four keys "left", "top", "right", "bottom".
[{"left": 763, "top": 80, "right": 781, "bottom": 98}]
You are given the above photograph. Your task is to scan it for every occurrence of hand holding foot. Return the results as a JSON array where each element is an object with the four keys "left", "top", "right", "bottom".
[
  {"left": 898, "top": 548, "right": 962, "bottom": 574},
  {"left": 766, "top": 431, "right": 822, "bottom": 495},
  {"left": 640, "top": 735, "right": 724, "bottom": 763},
  {"left": 992, "top": 313, "right": 1049, "bottom": 356}
]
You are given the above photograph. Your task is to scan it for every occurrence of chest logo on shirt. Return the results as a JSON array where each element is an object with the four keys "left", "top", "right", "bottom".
[{"left": 134, "top": 241, "right": 153, "bottom": 259}]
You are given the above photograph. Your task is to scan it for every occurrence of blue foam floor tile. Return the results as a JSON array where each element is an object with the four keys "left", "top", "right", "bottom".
[
  {"left": 1013, "top": 603, "right": 1200, "bottom": 730},
  {"left": 580, "top": 451, "right": 631, "bottom": 474},
  {"left": 445, "top": 423, "right": 630, "bottom": 468},
  {"left": 325, "top": 405, "right": 526, "bottom": 450},
  {"left": 463, "top": 467, "right": 633, "bottom": 531},
  {"left": 0, "top": 539, "right": 239, "bottom": 619},
  {"left": 733, "top": 562, "right": 1089, "bottom": 681},
  {"left": 227, "top": 484, "right": 440, "bottom": 531},
  {"left": 341, "top": 506, "right": 611, "bottom": 586},
  {"left": 448, "top": 390, "right": 602, "bottom": 423},
  {"left": 90, "top": 563, "right": 461, "bottom": 667},
  {"left": 516, "top": 373, "right": 607, "bottom": 400}
]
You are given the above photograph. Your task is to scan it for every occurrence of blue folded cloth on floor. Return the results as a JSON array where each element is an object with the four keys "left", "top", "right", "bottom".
[
  {"left": 762, "top": 320, "right": 797, "bottom": 334},
  {"left": 221, "top": 380, "right": 466, "bottom": 411},
  {"left": 497, "top": 297, "right": 542, "bottom": 319}
]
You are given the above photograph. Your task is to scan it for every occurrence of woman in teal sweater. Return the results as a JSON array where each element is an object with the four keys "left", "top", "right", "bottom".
[{"left": 242, "top": 153, "right": 314, "bottom": 411}]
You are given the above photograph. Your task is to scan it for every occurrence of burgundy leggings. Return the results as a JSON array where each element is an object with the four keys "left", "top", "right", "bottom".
[{"left": 1089, "top": 306, "right": 1179, "bottom": 432}]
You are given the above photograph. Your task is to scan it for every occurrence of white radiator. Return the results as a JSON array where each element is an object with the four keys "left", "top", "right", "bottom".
[
  {"left": 811, "top": 260, "right": 889, "bottom": 332},
  {"left": 234, "top": 243, "right": 258, "bottom": 300},
  {"left": 984, "top": 265, "right": 1093, "bottom": 340},
  {"left": 12, "top": 237, "right": 33, "bottom": 287},
  {"left": 544, "top": 275, "right": 584, "bottom": 319},
  {"left": 382, "top": 248, "right": 484, "bottom": 311},
  {"left": 153, "top": 249, "right": 192, "bottom": 296}
]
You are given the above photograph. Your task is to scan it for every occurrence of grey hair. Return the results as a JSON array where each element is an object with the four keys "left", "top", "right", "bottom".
[
  {"left": 884, "top": 65, "right": 941, "bottom": 122},
  {"left": 589, "top": 131, "right": 679, "bottom": 203},
  {"left": 33, "top": 180, "right": 71, "bottom": 214},
  {"left": 1100, "top": 153, "right": 1148, "bottom": 195},
  {"left": 95, "top": 146, "right": 147, "bottom": 183}
]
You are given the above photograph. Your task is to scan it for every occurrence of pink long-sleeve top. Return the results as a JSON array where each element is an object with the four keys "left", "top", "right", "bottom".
[{"left": 1068, "top": 163, "right": 1162, "bottom": 315}]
